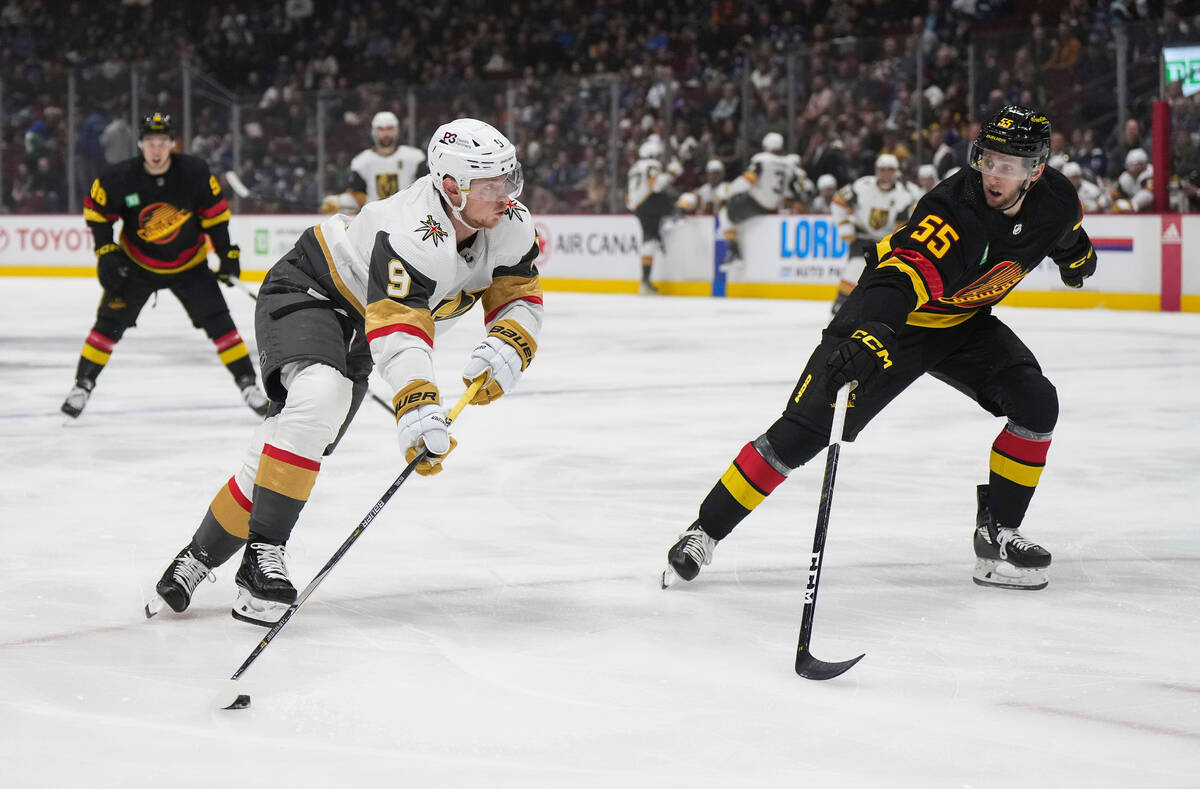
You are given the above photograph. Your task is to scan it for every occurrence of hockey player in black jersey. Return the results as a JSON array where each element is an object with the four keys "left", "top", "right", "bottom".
[
  {"left": 61, "top": 111, "right": 268, "bottom": 418},
  {"left": 665, "top": 105, "right": 1097, "bottom": 591}
]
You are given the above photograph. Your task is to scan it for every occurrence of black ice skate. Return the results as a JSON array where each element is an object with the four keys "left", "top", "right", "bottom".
[
  {"left": 237, "top": 375, "right": 270, "bottom": 418},
  {"left": 232, "top": 536, "right": 297, "bottom": 626},
  {"left": 972, "top": 484, "right": 1051, "bottom": 590},
  {"left": 146, "top": 544, "right": 215, "bottom": 617},
  {"left": 661, "top": 521, "right": 718, "bottom": 588},
  {"left": 60, "top": 378, "right": 94, "bottom": 418}
]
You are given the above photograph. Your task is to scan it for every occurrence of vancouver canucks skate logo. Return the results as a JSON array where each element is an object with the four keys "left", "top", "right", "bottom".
[
  {"left": 414, "top": 214, "right": 448, "bottom": 246},
  {"left": 503, "top": 201, "right": 526, "bottom": 222}
]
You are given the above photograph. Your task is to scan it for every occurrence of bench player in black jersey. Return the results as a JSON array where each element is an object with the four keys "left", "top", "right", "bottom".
[
  {"left": 665, "top": 105, "right": 1097, "bottom": 591},
  {"left": 61, "top": 112, "right": 269, "bottom": 419}
]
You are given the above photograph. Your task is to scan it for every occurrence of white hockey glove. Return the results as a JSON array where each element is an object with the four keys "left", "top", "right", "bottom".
[
  {"left": 462, "top": 319, "right": 538, "bottom": 405},
  {"left": 394, "top": 381, "right": 456, "bottom": 476}
]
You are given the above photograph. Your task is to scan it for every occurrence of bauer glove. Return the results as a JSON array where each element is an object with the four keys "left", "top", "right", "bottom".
[
  {"left": 825, "top": 321, "right": 895, "bottom": 396},
  {"left": 394, "top": 382, "right": 456, "bottom": 476},
  {"left": 461, "top": 319, "right": 537, "bottom": 405},
  {"left": 217, "top": 244, "right": 241, "bottom": 284},
  {"left": 1058, "top": 245, "right": 1096, "bottom": 288},
  {"left": 96, "top": 245, "right": 132, "bottom": 295}
]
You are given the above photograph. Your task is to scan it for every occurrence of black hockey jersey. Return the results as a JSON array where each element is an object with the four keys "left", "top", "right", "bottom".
[
  {"left": 855, "top": 166, "right": 1094, "bottom": 330},
  {"left": 82, "top": 153, "right": 232, "bottom": 274}
]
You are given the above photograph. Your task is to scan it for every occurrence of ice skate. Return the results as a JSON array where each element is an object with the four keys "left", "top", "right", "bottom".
[
  {"left": 972, "top": 484, "right": 1050, "bottom": 590},
  {"left": 662, "top": 521, "right": 717, "bottom": 588},
  {"left": 639, "top": 281, "right": 659, "bottom": 295},
  {"left": 232, "top": 538, "right": 297, "bottom": 626},
  {"left": 60, "top": 378, "right": 94, "bottom": 419},
  {"left": 147, "top": 544, "right": 215, "bottom": 617},
  {"left": 237, "top": 375, "right": 270, "bottom": 417}
]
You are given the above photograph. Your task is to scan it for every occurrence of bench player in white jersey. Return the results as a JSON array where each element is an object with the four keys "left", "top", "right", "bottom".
[
  {"left": 346, "top": 111, "right": 427, "bottom": 207},
  {"left": 147, "top": 118, "right": 543, "bottom": 626},
  {"left": 718, "top": 132, "right": 794, "bottom": 273},
  {"left": 626, "top": 137, "right": 675, "bottom": 294},
  {"left": 695, "top": 159, "right": 726, "bottom": 215},
  {"left": 829, "top": 153, "right": 919, "bottom": 314}
]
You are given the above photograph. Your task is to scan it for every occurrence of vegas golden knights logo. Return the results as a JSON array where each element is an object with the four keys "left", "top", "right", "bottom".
[
  {"left": 375, "top": 173, "right": 400, "bottom": 199},
  {"left": 868, "top": 207, "right": 889, "bottom": 231}
]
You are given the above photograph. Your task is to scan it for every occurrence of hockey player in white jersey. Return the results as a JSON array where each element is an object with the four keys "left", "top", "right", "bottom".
[
  {"left": 829, "top": 153, "right": 918, "bottom": 314},
  {"left": 148, "top": 118, "right": 543, "bottom": 626},
  {"left": 344, "top": 111, "right": 427, "bottom": 208},
  {"left": 1061, "top": 161, "right": 1110, "bottom": 213},
  {"left": 1110, "top": 148, "right": 1153, "bottom": 213},
  {"left": 695, "top": 159, "right": 726, "bottom": 215},
  {"left": 626, "top": 137, "right": 675, "bottom": 294},
  {"left": 718, "top": 132, "right": 794, "bottom": 273}
]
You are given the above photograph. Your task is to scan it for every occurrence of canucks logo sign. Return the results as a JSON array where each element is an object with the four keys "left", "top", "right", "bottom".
[{"left": 414, "top": 214, "right": 448, "bottom": 246}]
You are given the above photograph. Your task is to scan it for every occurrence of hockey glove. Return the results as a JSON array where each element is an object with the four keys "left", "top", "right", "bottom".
[
  {"left": 394, "top": 381, "right": 456, "bottom": 476},
  {"left": 217, "top": 244, "right": 241, "bottom": 284},
  {"left": 1058, "top": 245, "right": 1096, "bottom": 288},
  {"left": 96, "top": 245, "right": 132, "bottom": 295},
  {"left": 825, "top": 321, "right": 895, "bottom": 396},
  {"left": 461, "top": 319, "right": 538, "bottom": 405}
]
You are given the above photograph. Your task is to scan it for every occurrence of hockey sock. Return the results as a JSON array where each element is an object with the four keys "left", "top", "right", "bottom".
[
  {"left": 247, "top": 443, "right": 321, "bottom": 543},
  {"left": 212, "top": 329, "right": 255, "bottom": 381},
  {"left": 74, "top": 329, "right": 118, "bottom": 383},
  {"left": 190, "top": 481, "right": 253, "bottom": 568},
  {"left": 986, "top": 422, "right": 1052, "bottom": 529},
  {"left": 697, "top": 437, "right": 790, "bottom": 540}
]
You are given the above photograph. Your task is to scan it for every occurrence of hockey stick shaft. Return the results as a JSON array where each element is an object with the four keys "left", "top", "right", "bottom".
[
  {"left": 226, "top": 376, "right": 485, "bottom": 684},
  {"left": 795, "top": 383, "right": 864, "bottom": 679},
  {"left": 228, "top": 276, "right": 393, "bottom": 415}
]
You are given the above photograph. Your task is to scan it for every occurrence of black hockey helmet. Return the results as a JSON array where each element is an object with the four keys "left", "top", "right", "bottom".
[
  {"left": 971, "top": 105, "right": 1051, "bottom": 168},
  {"left": 140, "top": 111, "right": 174, "bottom": 139}
]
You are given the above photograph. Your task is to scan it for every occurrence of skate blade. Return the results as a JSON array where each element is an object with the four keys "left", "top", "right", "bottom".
[
  {"left": 144, "top": 595, "right": 165, "bottom": 618},
  {"left": 661, "top": 566, "right": 678, "bottom": 589},
  {"left": 232, "top": 588, "right": 291, "bottom": 627},
  {"left": 972, "top": 558, "right": 1048, "bottom": 590}
]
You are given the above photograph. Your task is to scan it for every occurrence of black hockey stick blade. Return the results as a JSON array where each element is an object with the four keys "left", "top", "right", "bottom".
[{"left": 795, "top": 647, "right": 865, "bottom": 680}]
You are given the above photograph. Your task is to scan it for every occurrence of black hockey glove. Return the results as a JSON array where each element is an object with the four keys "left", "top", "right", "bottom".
[
  {"left": 216, "top": 244, "right": 241, "bottom": 284},
  {"left": 96, "top": 246, "right": 132, "bottom": 295},
  {"left": 825, "top": 321, "right": 895, "bottom": 396},
  {"left": 1058, "top": 245, "right": 1096, "bottom": 288}
]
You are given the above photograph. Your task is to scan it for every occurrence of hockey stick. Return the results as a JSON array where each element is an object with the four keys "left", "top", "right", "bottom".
[
  {"left": 214, "top": 375, "right": 485, "bottom": 710},
  {"left": 795, "top": 383, "right": 865, "bottom": 680},
  {"left": 224, "top": 277, "right": 396, "bottom": 416}
]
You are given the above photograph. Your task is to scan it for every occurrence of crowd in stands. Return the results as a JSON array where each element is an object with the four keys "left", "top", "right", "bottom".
[{"left": 2, "top": 0, "right": 1198, "bottom": 217}]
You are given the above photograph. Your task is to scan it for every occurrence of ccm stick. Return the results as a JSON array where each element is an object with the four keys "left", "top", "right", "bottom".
[
  {"left": 213, "top": 376, "right": 485, "bottom": 710},
  {"left": 794, "top": 383, "right": 865, "bottom": 680}
]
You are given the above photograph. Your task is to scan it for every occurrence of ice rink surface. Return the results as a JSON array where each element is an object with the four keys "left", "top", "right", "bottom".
[{"left": 2, "top": 277, "right": 1198, "bottom": 788}]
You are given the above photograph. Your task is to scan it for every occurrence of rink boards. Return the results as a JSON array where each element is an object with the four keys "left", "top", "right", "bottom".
[{"left": 0, "top": 211, "right": 1195, "bottom": 312}]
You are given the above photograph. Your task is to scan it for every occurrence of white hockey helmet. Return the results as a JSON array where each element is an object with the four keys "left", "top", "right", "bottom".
[
  {"left": 762, "top": 132, "right": 785, "bottom": 153},
  {"left": 639, "top": 137, "right": 664, "bottom": 159},
  {"left": 875, "top": 153, "right": 900, "bottom": 171},
  {"left": 372, "top": 111, "right": 399, "bottom": 130},
  {"left": 1061, "top": 161, "right": 1083, "bottom": 179},
  {"left": 917, "top": 164, "right": 938, "bottom": 181},
  {"left": 428, "top": 118, "right": 523, "bottom": 211},
  {"left": 1125, "top": 147, "right": 1148, "bottom": 168},
  {"left": 705, "top": 159, "right": 725, "bottom": 175},
  {"left": 817, "top": 173, "right": 837, "bottom": 191},
  {"left": 370, "top": 111, "right": 399, "bottom": 145}
]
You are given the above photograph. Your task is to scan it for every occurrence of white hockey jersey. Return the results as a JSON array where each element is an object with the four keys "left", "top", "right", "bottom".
[
  {"left": 831, "top": 175, "right": 919, "bottom": 244},
  {"left": 742, "top": 151, "right": 794, "bottom": 211},
  {"left": 309, "top": 174, "right": 543, "bottom": 396},
  {"left": 626, "top": 157, "right": 670, "bottom": 210},
  {"left": 1111, "top": 166, "right": 1153, "bottom": 212},
  {"left": 349, "top": 145, "right": 426, "bottom": 203}
]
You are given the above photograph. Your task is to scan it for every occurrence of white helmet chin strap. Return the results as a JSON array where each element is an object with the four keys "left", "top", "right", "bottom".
[{"left": 444, "top": 185, "right": 482, "bottom": 231}]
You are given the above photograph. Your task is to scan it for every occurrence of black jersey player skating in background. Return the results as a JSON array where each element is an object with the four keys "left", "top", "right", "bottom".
[
  {"left": 664, "top": 105, "right": 1097, "bottom": 591},
  {"left": 61, "top": 111, "right": 269, "bottom": 419}
]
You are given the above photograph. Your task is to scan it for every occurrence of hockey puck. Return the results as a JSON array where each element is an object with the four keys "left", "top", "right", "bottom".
[{"left": 225, "top": 694, "right": 252, "bottom": 710}]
